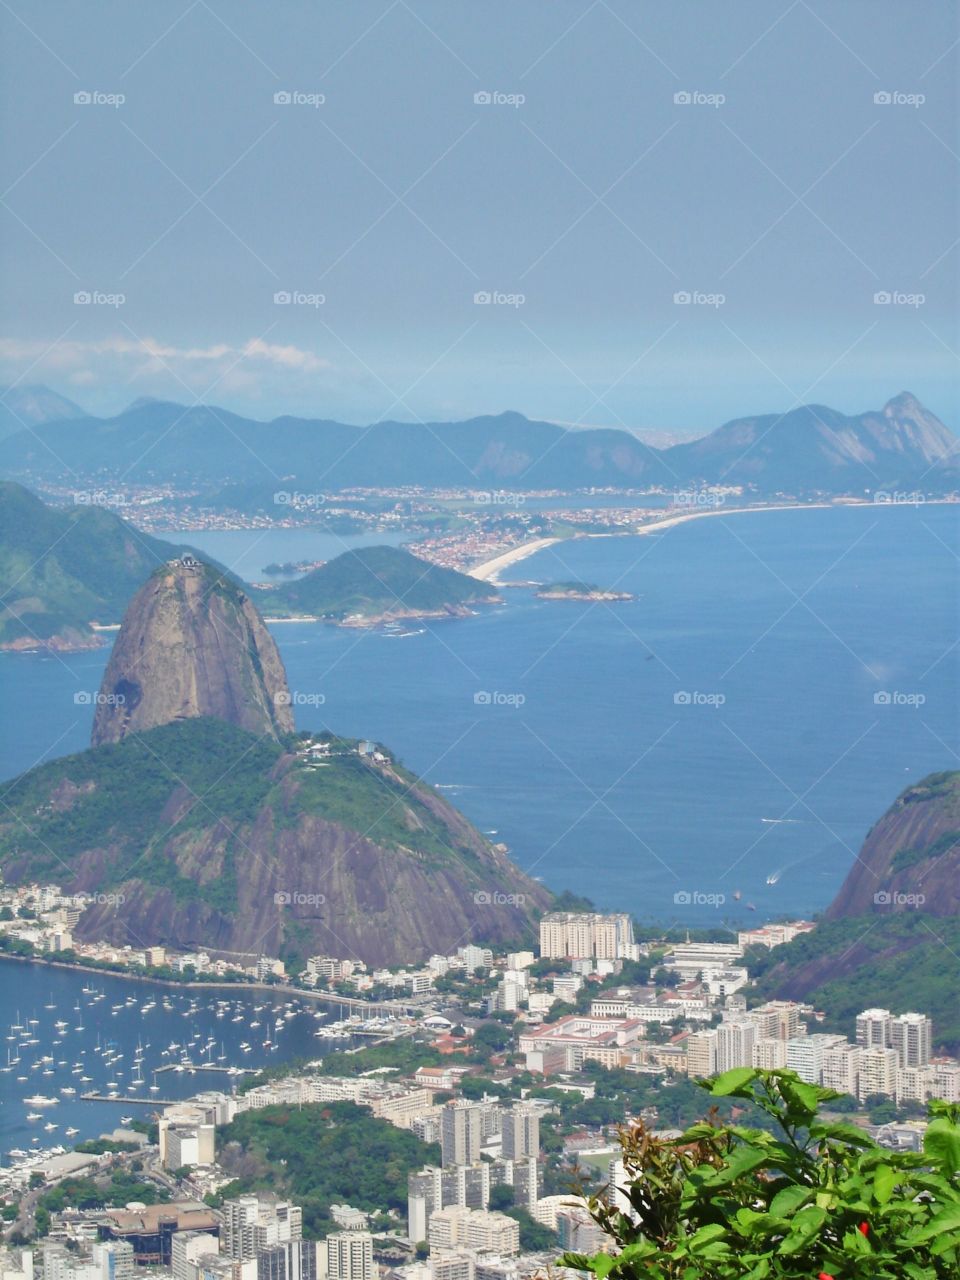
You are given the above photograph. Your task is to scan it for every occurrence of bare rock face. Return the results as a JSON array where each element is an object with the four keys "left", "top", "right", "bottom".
[
  {"left": 91, "top": 557, "right": 294, "bottom": 745},
  {"left": 826, "top": 771, "right": 960, "bottom": 919}
]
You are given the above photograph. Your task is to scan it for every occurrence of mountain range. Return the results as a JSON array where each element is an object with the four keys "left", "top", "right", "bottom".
[{"left": 0, "top": 389, "right": 954, "bottom": 495}]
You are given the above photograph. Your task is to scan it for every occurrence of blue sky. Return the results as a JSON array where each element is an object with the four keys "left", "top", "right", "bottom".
[{"left": 1, "top": 1, "right": 957, "bottom": 433}]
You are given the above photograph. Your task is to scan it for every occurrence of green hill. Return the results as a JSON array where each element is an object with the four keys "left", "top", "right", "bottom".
[
  {"left": 256, "top": 544, "right": 498, "bottom": 623},
  {"left": 0, "top": 717, "right": 549, "bottom": 967},
  {"left": 0, "top": 481, "right": 201, "bottom": 650}
]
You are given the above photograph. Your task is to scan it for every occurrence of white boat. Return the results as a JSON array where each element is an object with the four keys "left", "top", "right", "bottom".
[
  {"left": 66, "top": 1127, "right": 79, "bottom": 1137},
  {"left": 24, "top": 1094, "right": 58, "bottom": 1106}
]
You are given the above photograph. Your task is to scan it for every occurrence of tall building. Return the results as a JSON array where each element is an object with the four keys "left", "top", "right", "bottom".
[
  {"left": 745, "top": 1001, "right": 802, "bottom": 1041},
  {"left": 891, "top": 1013, "right": 932, "bottom": 1067},
  {"left": 500, "top": 1106, "right": 539, "bottom": 1160},
  {"left": 538, "top": 912, "right": 637, "bottom": 961},
  {"left": 441, "top": 1101, "right": 483, "bottom": 1166},
  {"left": 172, "top": 1234, "right": 219, "bottom": 1280},
  {"left": 221, "top": 1198, "right": 301, "bottom": 1262},
  {"left": 92, "top": 1243, "right": 136, "bottom": 1280},
  {"left": 785, "top": 1034, "right": 847, "bottom": 1085},
  {"left": 752, "top": 1038, "right": 788, "bottom": 1069},
  {"left": 686, "top": 1029, "right": 718, "bottom": 1077},
  {"left": 325, "top": 1234, "right": 373, "bottom": 1280},
  {"left": 856, "top": 1009, "right": 892, "bottom": 1050},
  {"left": 821, "top": 1044, "right": 861, "bottom": 1097},
  {"left": 427, "top": 1209, "right": 519, "bottom": 1256},
  {"left": 716, "top": 1020, "right": 757, "bottom": 1073},
  {"left": 858, "top": 1047, "right": 899, "bottom": 1101}
]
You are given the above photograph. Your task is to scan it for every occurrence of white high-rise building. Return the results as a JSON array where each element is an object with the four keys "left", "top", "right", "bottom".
[
  {"left": 538, "top": 912, "right": 637, "bottom": 961},
  {"left": 856, "top": 1009, "right": 892, "bottom": 1050},
  {"left": 752, "top": 1038, "right": 788, "bottom": 1069},
  {"left": 221, "top": 1197, "right": 301, "bottom": 1261},
  {"left": 858, "top": 1047, "right": 899, "bottom": 1101},
  {"left": 891, "top": 1013, "right": 932, "bottom": 1068},
  {"left": 325, "top": 1234, "right": 373, "bottom": 1280},
  {"left": 686, "top": 1029, "right": 718, "bottom": 1077},
  {"left": 785, "top": 1034, "right": 847, "bottom": 1085},
  {"left": 441, "top": 1101, "right": 483, "bottom": 1166},
  {"left": 716, "top": 1020, "right": 757, "bottom": 1073},
  {"left": 821, "top": 1044, "right": 860, "bottom": 1097},
  {"left": 500, "top": 1106, "right": 539, "bottom": 1160}
]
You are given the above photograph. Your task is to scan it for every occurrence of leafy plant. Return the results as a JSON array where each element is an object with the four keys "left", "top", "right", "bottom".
[{"left": 562, "top": 1067, "right": 960, "bottom": 1279}]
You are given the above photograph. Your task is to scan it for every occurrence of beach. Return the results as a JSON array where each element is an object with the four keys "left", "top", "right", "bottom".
[{"left": 467, "top": 500, "right": 879, "bottom": 582}]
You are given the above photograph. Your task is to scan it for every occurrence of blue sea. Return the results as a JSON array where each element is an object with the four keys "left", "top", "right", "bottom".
[{"left": 1, "top": 504, "right": 957, "bottom": 928}]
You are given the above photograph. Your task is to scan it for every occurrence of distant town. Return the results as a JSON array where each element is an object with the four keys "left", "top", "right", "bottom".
[{"left": 1, "top": 907, "right": 954, "bottom": 1280}]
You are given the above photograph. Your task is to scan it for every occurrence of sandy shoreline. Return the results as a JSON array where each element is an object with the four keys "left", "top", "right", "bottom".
[{"left": 467, "top": 500, "right": 890, "bottom": 582}]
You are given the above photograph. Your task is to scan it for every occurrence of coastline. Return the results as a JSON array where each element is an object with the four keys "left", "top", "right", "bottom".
[{"left": 467, "top": 498, "right": 953, "bottom": 583}]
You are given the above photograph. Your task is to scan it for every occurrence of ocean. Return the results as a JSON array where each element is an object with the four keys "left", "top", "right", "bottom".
[{"left": 1, "top": 503, "right": 956, "bottom": 926}]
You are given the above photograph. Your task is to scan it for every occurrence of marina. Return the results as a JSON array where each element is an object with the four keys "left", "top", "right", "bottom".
[{"left": 0, "top": 963, "right": 362, "bottom": 1155}]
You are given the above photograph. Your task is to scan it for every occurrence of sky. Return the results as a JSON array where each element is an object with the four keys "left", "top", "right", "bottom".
[{"left": 1, "top": 1, "right": 957, "bottom": 434}]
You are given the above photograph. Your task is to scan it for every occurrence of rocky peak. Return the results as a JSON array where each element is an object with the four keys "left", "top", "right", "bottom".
[{"left": 91, "top": 557, "right": 294, "bottom": 746}]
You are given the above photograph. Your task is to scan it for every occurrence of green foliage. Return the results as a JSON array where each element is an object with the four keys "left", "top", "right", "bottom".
[
  {"left": 563, "top": 1068, "right": 960, "bottom": 1279},
  {"left": 221, "top": 1101, "right": 438, "bottom": 1238},
  {"left": 0, "top": 480, "right": 206, "bottom": 645},
  {"left": 891, "top": 829, "right": 960, "bottom": 874},
  {"left": 750, "top": 914, "right": 960, "bottom": 1051},
  {"left": 74, "top": 1139, "right": 139, "bottom": 1155},
  {"left": 37, "top": 1170, "right": 170, "bottom": 1224},
  {"left": 256, "top": 545, "right": 491, "bottom": 620}
]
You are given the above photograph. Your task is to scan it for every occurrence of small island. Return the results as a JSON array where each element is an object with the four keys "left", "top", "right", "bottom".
[{"left": 535, "top": 579, "right": 634, "bottom": 601}]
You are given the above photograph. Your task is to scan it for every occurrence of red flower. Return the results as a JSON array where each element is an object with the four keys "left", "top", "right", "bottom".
[
  {"left": 817, "top": 1273, "right": 834, "bottom": 1279},
  {"left": 859, "top": 1222, "right": 869, "bottom": 1236}
]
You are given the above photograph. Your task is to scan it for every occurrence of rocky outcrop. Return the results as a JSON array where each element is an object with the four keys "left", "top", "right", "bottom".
[
  {"left": 91, "top": 558, "right": 293, "bottom": 745},
  {"left": 0, "top": 719, "right": 550, "bottom": 967},
  {"left": 826, "top": 771, "right": 960, "bottom": 919}
]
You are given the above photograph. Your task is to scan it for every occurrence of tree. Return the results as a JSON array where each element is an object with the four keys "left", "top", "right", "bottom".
[
  {"left": 562, "top": 1068, "right": 960, "bottom": 1280},
  {"left": 489, "top": 1184, "right": 515, "bottom": 1211}
]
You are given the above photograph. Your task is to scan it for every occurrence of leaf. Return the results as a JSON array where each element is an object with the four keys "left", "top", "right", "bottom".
[
  {"left": 589, "top": 1253, "right": 617, "bottom": 1280},
  {"left": 909, "top": 1203, "right": 960, "bottom": 1242},
  {"left": 777, "top": 1206, "right": 826, "bottom": 1255},
  {"left": 873, "top": 1163, "right": 896, "bottom": 1205},
  {"left": 779, "top": 1077, "right": 821, "bottom": 1115},
  {"left": 923, "top": 1118, "right": 960, "bottom": 1177},
  {"left": 769, "top": 1184, "right": 811, "bottom": 1218},
  {"left": 709, "top": 1067, "right": 758, "bottom": 1095}
]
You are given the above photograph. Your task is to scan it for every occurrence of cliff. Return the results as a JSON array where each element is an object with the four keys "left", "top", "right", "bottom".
[{"left": 91, "top": 557, "right": 294, "bottom": 745}]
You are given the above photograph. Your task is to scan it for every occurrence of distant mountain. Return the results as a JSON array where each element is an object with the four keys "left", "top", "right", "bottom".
[
  {"left": 255, "top": 545, "right": 499, "bottom": 624},
  {"left": 0, "top": 718, "right": 550, "bottom": 967},
  {"left": 0, "top": 481, "right": 202, "bottom": 651},
  {"left": 0, "top": 390, "right": 953, "bottom": 494},
  {"left": 0, "top": 384, "right": 85, "bottom": 441},
  {"left": 664, "top": 392, "right": 956, "bottom": 492},
  {"left": 751, "top": 772, "right": 960, "bottom": 1050},
  {"left": 92, "top": 557, "right": 294, "bottom": 745}
]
